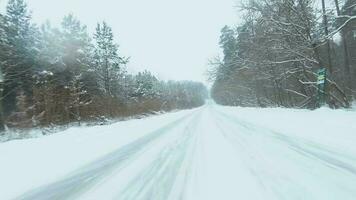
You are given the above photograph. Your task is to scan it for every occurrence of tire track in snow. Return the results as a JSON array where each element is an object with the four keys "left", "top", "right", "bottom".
[
  {"left": 16, "top": 109, "right": 202, "bottom": 200},
  {"left": 215, "top": 109, "right": 356, "bottom": 176},
  {"left": 213, "top": 108, "right": 356, "bottom": 199},
  {"left": 212, "top": 109, "right": 291, "bottom": 199},
  {"left": 115, "top": 110, "right": 202, "bottom": 200}
]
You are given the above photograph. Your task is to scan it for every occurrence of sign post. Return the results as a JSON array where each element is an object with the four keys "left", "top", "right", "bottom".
[{"left": 317, "top": 68, "right": 326, "bottom": 107}]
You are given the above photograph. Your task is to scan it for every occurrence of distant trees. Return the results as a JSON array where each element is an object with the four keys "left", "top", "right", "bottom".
[
  {"left": 211, "top": 0, "right": 355, "bottom": 109},
  {"left": 0, "top": 0, "right": 207, "bottom": 131},
  {"left": 127, "top": 71, "right": 208, "bottom": 113}
]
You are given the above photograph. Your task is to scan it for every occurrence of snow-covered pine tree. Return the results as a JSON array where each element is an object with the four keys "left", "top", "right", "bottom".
[
  {"left": 60, "top": 14, "right": 93, "bottom": 124},
  {"left": 93, "top": 22, "right": 127, "bottom": 96},
  {"left": 0, "top": 0, "right": 208, "bottom": 130},
  {"left": 2, "top": 0, "right": 39, "bottom": 117}
]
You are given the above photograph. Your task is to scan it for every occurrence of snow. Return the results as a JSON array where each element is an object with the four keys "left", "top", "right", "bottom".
[
  {"left": 0, "top": 102, "right": 356, "bottom": 199},
  {"left": 217, "top": 105, "right": 356, "bottom": 156},
  {"left": 39, "top": 70, "right": 54, "bottom": 76},
  {"left": 0, "top": 109, "right": 197, "bottom": 200},
  {"left": 0, "top": 69, "right": 4, "bottom": 82},
  {"left": 333, "top": 31, "right": 342, "bottom": 46}
]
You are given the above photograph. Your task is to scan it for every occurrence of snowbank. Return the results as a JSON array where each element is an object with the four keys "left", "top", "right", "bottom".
[{"left": 216, "top": 105, "right": 356, "bottom": 159}]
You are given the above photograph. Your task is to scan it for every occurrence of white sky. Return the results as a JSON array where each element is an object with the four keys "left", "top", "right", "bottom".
[{"left": 0, "top": 0, "right": 240, "bottom": 84}]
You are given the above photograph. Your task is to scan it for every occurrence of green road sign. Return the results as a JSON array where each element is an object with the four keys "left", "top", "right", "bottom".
[{"left": 317, "top": 68, "right": 326, "bottom": 85}]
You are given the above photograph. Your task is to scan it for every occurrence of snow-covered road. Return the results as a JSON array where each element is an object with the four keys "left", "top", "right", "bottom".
[{"left": 1, "top": 103, "right": 356, "bottom": 200}]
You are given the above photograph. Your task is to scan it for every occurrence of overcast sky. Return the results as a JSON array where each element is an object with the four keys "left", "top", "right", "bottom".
[{"left": 0, "top": 0, "right": 240, "bottom": 84}]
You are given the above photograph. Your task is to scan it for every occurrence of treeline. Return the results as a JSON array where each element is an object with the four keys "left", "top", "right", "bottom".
[
  {"left": 0, "top": 0, "right": 207, "bottom": 131},
  {"left": 211, "top": 0, "right": 355, "bottom": 109}
]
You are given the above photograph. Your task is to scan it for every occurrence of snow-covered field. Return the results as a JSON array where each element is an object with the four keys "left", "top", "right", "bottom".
[{"left": 1, "top": 102, "right": 356, "bottom": 200}]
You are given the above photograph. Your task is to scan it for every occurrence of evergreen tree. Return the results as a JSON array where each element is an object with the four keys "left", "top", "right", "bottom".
[
  {"left": 219, "top": 26, "right": 238, "bottom": 67},
  {"left": 133, "top": 71, "right": 160, "bottom": 99},
  {"left": 93, "top": 22, "right": 127, "bottom": 96},
  {"left": 0, "top": 1, "right": 207, "bottom": 130},
  {"left": 1, "top": 0, "right": 39, "bottom": 116},
  {"left": 59, "top": 14, "right": 92, "bottom": 85}
]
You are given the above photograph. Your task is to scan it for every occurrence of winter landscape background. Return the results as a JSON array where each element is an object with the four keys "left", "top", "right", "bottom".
[{"left": 0, "top": 0, "right": 356, "bottom": 199}]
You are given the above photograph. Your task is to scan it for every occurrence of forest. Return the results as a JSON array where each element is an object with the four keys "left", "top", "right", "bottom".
[
  {"left": 0, "top": 0, "right": 208, "bottom": 132},
  {"left": 210, "top": 0, "right": 356, "bottom": 109}
]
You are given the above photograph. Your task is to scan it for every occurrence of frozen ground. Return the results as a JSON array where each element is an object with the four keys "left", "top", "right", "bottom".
[{"left": 1, "top": 102, "right": 356, "bottom": 200}]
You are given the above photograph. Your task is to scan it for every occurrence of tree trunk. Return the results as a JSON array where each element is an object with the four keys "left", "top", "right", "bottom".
[
  {"left": 321, "top": 0, "right": 333, "bottom": 74},
  {"left": 333, "top": 0, "right": 353, "bottom": 105}
]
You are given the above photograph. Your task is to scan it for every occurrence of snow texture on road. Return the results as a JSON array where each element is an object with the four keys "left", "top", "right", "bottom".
[{"left": 1, "top": 102, "right": 356, "bottom": 200}]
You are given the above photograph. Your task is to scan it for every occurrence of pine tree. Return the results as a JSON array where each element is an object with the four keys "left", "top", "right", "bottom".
[
  {"left": 2, "top": 0, "right": 39, "bottom": 116},
  {"left": 35, "top": 15, "right": 93, "bottom": 125},
  {"left": 134, "top": 71, "right": 159, "bottom": 99},
  {"left": 61, "top": 14, "right": 93, "bottom": 123},
  {"left": 61, "top": 14, "right": 92, "bottom": 72},
  {"left": 219, "top": 26, "right": 238, "bottom": 67},
  {"left": 93, "top": 22, "right": 127, "bottom": 96},
  {"left": 0, "top": 1, "right": 208, "bottom": 130}
]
